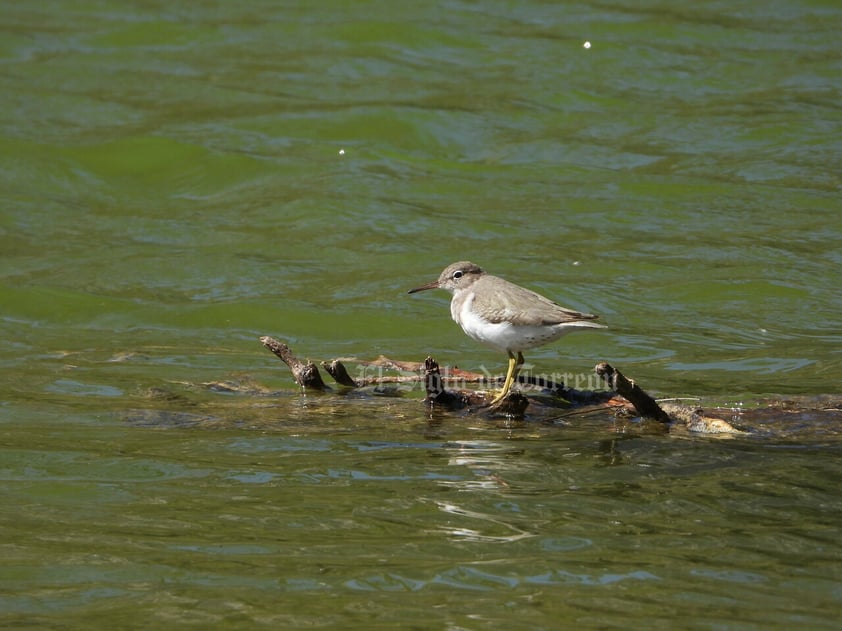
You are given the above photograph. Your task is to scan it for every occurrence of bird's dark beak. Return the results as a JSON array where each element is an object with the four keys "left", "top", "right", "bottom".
[{"left": 407, "top": 280, "right": 439, "bottom": 294}]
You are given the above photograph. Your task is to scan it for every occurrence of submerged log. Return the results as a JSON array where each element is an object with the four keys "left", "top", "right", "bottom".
[
  {"left": 258, "top": 337, "right": 637, "bottom": 415},
  {"left": 258, "top": 336, "right": 741, "bottom": 431}
]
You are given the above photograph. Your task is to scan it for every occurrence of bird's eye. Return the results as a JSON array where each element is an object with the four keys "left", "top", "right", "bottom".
[{"left": 453, "top": 270, "right": 463, "bottom": 279}]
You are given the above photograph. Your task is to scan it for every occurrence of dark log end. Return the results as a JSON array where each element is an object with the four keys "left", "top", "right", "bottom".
[
  {"left": 594, "top": 362, "right": 670, "bottom": 424},
  {"left": 322, "top": 359, "right": 359, "bottom": 387},
  {"left": 423, "top": 356, "right": 467, "bottom": 408}
]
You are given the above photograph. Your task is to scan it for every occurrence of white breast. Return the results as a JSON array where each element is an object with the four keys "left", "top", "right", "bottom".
[{"left": 452, "top": 292, "right": 573, "bottom": 353}]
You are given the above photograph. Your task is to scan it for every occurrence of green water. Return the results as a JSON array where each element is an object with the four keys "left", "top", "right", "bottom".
[{"left": 1, "top": 1, "right": 840, "bottom": 628}]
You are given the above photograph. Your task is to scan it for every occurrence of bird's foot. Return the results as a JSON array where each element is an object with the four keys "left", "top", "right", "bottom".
[
  {"left": 487, "top": 388, "right": 512, "bottom": 406},
  {"left": 484, "top": 390, "right": 529, "bottom": 417}
]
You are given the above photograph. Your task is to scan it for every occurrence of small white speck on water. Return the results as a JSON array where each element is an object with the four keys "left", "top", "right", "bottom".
[
  {"left": 338, "top": 148, "right": 345, "bottom": 155},
  {"left": 583, "top": 41, "right": 591, "bottom": 49},
  {"left": 572, "top": 261, "right": 581, "bottom": 266}
]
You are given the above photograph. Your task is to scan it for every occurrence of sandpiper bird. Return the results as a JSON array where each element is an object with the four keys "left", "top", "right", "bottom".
[{"left": 408, "top": 261, "right": 606, "bottom": 404}]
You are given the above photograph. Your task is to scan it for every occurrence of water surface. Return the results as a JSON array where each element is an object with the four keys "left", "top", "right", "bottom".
[{"left": 1, "top": 1, "right": 840, "bottom": 628}]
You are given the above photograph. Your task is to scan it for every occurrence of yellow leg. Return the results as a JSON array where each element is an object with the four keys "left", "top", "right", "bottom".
[
  {"left": 489, "top": 351, "right": 524, "bottom": 405},
  {"left": 511, "top": 351, "right": 525, "bottom": 388}
]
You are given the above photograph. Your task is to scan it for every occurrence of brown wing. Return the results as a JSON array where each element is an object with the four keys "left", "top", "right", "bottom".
[{"left": 472, "top": 275, "right": 600, "bottom": 326}]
